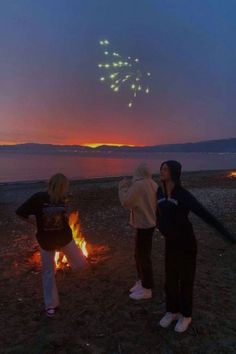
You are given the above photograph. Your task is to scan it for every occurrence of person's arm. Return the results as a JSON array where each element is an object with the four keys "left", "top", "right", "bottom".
[
  {"left": 15, "top": 194, "right": 38, "bottom": 226},
  {"left": 155, "top": 187, "right": 161, "bottom": 229},
  {"left": 181, "top": 189, "right": 235, "bottom": 244},
  {"left": 17, "top": 215, "right": 36, "bottom": 226},
  {"left": 156, "top": 206, "right": 160, "bottom": 230},
  {"left": 118, "top": 180, "right": 140, "bottom": 209}
]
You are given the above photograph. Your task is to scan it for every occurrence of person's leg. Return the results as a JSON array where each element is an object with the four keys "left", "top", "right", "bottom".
[
  {"left": 138, "top": 228, "right": 155, "bottom": 289},
  {"left": 179, "top": 245, "right": 197, "bottom": 318},
  {"left": 159, "top": 245, "right": 180, "bottom": 327},
  {"left": 40, "top": 248, "right": 59, "bottom": 310},
  {"left": 62, "top": 239, "right": 87, "bottom": 270},
  {"left": 174, "top": 240, "right": 197, "bottom": 332},
  {"left": 165, "top": 246, "right": 180, "bottom": 314},
  {"left": 129, "top": 229, "right": 153, "bottom": 298},
  {"left": 134, "top": 229, "right": 142, "bottom": 280},
  {"left": 129, "top": 230, "right": 142, "bottom": 292}
]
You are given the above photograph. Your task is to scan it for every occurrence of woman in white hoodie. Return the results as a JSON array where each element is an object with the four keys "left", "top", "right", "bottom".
[{"left": 119, "top": 163, "right": 158, "bottom": 300}]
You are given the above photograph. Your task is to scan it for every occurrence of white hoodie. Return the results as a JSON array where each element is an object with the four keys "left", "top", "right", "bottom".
[{"left": 119, "top": 163, "right": 158, "bottom": 229}]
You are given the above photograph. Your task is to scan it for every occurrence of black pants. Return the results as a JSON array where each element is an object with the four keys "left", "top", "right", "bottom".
[
  {"left": 135, "top": 227, "right": 155, "bottom": 289},
  {"left": 165, "top": 241, "right": 197, "bottom": 317}
]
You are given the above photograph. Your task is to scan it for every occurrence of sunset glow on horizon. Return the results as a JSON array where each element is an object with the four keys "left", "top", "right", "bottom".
[
  {"left": 0, "top": 140, "right": 138, "bottom": 147},
  {"left": 83, "top": 143, "right": 136, "bottom": 148},
  {"left": 0, "top": 141, "right": 19, "bottom": 146},
  {"left": 0, "top": 1, "right": 235, "bottom": 146}
]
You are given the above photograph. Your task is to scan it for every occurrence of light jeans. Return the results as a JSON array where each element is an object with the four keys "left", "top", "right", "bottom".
[{"left": 40, "top": 239, "right": 87, "bottom": 309}]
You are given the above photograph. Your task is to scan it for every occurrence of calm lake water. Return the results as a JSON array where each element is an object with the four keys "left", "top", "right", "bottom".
[{"left": 0, "top": 152, "right": 235, "bottom": 183}]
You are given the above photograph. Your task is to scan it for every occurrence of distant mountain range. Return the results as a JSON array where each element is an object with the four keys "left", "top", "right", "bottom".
[{"left": 0, "top": 138, "right": 235, "bottom": 155}]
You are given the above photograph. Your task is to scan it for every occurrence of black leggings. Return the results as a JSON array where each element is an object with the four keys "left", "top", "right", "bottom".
[
  {"left": 165, "top": 241, "right": 197, "bottom": 317},
  {"left": 135, "top": 227, "right": 155, "bottom": 289}
]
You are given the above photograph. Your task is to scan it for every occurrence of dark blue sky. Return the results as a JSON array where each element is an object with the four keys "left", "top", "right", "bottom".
[{"left": 0, "top": 0, "right": 235, "bottom": 145}]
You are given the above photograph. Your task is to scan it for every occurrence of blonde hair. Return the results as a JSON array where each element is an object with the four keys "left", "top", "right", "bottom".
[
  {"left": 133, "top": 163, "right": 152, "bottom": 182},
  {"left": 48, "top": 173, "right": 69, "bottom": 203}
]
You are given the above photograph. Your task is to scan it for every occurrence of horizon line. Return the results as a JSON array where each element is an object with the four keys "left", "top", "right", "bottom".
[{"left": 0, "top": 137, "right": 235, "bottom": 148}]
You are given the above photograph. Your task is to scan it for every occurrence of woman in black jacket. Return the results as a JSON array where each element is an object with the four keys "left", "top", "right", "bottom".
[
  {"left": 16, "top": 173, "right": 87, "bottom": 317},
  {"left": 157, "top": 160, "right": 235, "bottom": 333}
]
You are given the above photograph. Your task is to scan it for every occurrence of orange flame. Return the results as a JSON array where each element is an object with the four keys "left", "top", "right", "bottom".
[
  {"left": 55, "top": 211, "right": 88, "bottom": 269},
  {"left": 228, "top": 171, "right": 236, "bottom": 178}
]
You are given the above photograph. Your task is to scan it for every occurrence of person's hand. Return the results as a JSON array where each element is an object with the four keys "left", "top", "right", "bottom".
[
  {"left": 119, "top": 177, "right": 131, "bottom": 189},
  {"left": 28, "top": 216, "right": 36, "bottom": 226},
  {"left": 18, "top": 215, "right": 36, "bottom": 227}
]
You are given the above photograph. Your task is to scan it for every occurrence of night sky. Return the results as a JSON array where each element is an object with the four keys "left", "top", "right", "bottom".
[{"left": 0, "top": 0, "right": 236, "bottom": 146}]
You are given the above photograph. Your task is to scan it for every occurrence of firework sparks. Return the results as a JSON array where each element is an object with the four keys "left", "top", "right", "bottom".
[{"left": 98, "top": 39, "right": 151, "bottom": 108}]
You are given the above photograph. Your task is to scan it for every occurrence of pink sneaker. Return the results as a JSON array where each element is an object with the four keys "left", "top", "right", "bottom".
[
  {"left": 159, "top": 312, "right": 179, "bottom": 328},
  {"left": 174, "top": 315, "right": 192, "bottom": 333},
  {"left": 45, "top": 308, "right": 56, "bottom": 318},
  {"left": 129, "top": 280, "right": 142, "bottom": 293},
  {"left": 129, "top": 288, "right": 152, "bottom": 300}
]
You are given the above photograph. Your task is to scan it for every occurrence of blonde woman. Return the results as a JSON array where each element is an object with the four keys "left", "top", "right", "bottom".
[
  {"left": 16, "top": 173, "right": 87, "bottom": 317},
  {"left": 119, "top": 163, "right": 158, "bottom": 300}
]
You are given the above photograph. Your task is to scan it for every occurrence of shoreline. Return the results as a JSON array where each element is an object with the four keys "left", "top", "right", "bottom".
[
  {"left": 1, "top": 151, "right": 235, "bottom": 185},
  {"left": 0, "top": 169, "right": 235, "bottom": 205},
  {"left": 0, "top": 168, "right": 234, "bottom": 187}
]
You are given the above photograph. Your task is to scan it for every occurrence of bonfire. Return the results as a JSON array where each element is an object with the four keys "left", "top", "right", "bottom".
[
  {"left": 30, "top": 211, "right": 110, "bottom": 269},
  {"left": 228, "top": 171, "right": 236, "bottom": 179},
  {"left": 55, "top": 211, "right": 88, "bottom": 269}
]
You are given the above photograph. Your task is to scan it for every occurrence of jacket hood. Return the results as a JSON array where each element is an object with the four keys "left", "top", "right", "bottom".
[
  {"left": 161, "top": 160, "right": 182, "bottom": 183},
  {"left": 133, "top": 163, "right": 152, "bottom": 181}
]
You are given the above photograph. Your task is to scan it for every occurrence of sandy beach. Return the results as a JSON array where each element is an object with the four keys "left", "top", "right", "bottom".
[{"left": 0, "top": 170, "right": 235, "bottom": 354}]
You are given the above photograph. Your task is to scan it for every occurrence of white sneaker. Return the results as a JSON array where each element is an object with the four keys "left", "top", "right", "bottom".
[
  {"left": 129, "top": 280, "right": 142, "bottom": 293},
  {"left": 174, "top": 315, "right": 192, "bottom": 333},
  {"left": 129, "top": 288, "right": 152, "bottom": 300},
  {"left": 159, "top": 312, "right": 178, "bottom": 328}
]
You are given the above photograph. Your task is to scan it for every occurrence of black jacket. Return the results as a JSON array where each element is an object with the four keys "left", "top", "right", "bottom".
[
  {"left": 156, "top": 185, "right": 235, "bottom": 248},
  {"left": 16, "top": 192, "right": 72, "bottom": 251}
]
